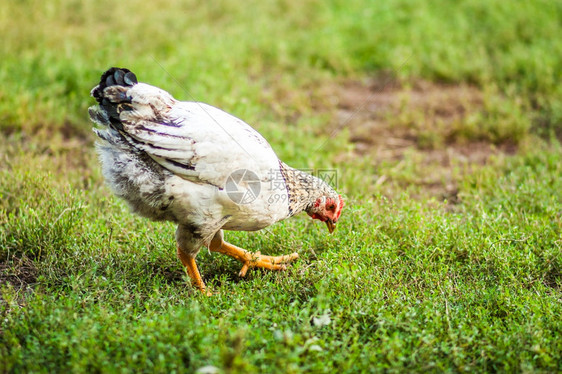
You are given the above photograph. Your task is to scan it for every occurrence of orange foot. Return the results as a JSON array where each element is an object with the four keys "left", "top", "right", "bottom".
[
  {"left": 210, "top": 240, "right": 299, "bottom": 277},
  {"left": 177, "top": 246, "right": 212, "bottom": 295}
]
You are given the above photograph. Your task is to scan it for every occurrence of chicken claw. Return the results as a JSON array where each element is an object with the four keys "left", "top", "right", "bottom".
[
  {"left": 211, "top": 241, "right": 299, "bottom": 277},
  {"left": 177, "top": 246, "right": 212, "bottom": 295}
]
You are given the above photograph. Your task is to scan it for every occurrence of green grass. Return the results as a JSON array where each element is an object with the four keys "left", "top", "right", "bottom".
[{"left": 1, "top": 0, "right": 562, "bottom": 372}]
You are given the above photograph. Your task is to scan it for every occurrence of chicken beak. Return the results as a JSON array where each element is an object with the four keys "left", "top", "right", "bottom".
[{"left": 326, "top": 219, "right": 336, "bottom": 234}]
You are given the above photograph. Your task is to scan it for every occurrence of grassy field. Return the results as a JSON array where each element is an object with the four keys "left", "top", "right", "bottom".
[{"left": 1, "top": 0, "right": 561, "bottom": 372}]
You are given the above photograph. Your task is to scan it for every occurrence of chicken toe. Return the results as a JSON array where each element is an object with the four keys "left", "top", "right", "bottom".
[{"left": 210, "top": 241, "right": 299, "bottom": 277}]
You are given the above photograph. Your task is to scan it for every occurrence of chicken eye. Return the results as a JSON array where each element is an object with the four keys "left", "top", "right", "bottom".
[{"left": 327, "top": 204, "right": 335, "bottom": 210}]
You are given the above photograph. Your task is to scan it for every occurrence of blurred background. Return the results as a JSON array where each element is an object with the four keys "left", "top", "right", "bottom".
[
  {"left": 1, "top": 0, "right": 561, "bottom": 372},
  {"left": 2, "top": 0, "right": 561, "bottom": 202},
  {"left": 1, "top": 1, "right": 560, "bottom": 175}
]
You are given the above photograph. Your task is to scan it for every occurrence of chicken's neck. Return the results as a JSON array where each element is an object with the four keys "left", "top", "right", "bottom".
[{"left": 278, "top": 162, "right": 336, "bottom": 217}]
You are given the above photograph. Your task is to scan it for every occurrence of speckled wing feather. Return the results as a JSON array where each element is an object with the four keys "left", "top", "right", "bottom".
[{"left": 91, "top": 80, "right": 280, "bottom": 189}]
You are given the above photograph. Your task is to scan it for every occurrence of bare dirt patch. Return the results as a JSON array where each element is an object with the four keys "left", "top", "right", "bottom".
[
  {"left": 0, "top": 255, "right": 38, "bottom": 289},
  {"left": 336, "top": 79, "right": 486, "bottom": 156},
  {"left": 325, "top": 77, "right": 517, "bottom": 202}
]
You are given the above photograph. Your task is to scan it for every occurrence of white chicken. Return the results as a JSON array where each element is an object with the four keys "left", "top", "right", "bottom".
[{"left": 89, "top": 67, "right": 344, "bottom": 293}]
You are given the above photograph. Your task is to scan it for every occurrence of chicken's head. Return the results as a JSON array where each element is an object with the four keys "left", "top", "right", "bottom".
[{"left": 306, "top": 194, "right": 344, "bottom": 234}]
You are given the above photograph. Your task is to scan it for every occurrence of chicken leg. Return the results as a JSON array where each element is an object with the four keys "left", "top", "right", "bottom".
[
  {"left": 177, "top": 246, "right": 209, "bottom": 293},
  {"left": 208, "top": 233, "right": 299, "bottom": 277}
]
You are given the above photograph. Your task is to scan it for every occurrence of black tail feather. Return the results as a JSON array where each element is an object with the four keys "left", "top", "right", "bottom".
[
  {"left": 91, "top": 67, "right": 137, "bottom": 136},
  {"left": 92, "top": 67, "right": 138, "bottom": 104}
]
